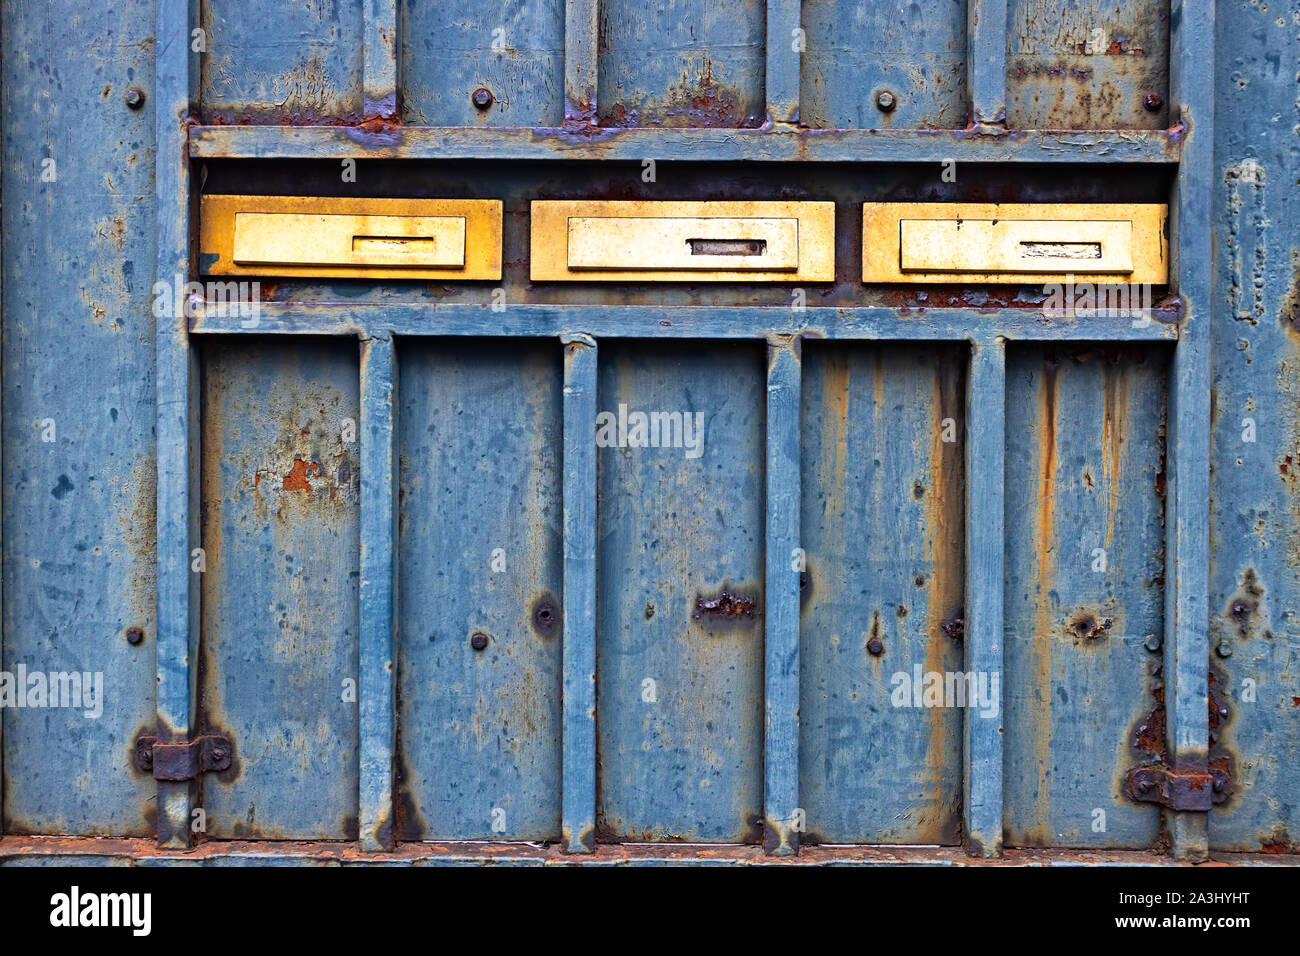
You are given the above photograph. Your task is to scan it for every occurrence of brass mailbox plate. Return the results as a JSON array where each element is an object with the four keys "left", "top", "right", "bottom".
[
  {"left": 201, "top": 195, "right": 503, "bottom": 279},
  {"left": 531, "top": 201, "right": 835, "bottom": 281},
  {"left": 863, "top": 202, "right": 1168, "bottom": 284}
]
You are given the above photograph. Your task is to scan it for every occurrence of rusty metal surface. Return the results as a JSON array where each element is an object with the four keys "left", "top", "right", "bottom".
[
  {"left": 798, "top": 342, "right": 965, "bottom": 844},
  {"left": 596, "top": 0, "right": 765, "bottom": 128},
  {"left": 1006, "top": 0, "right": 1170, "bottom": 130},
  {"left": 1206, "top": 0, "right": 1300, "bottom": 855},
  {"left": 800, "top": 0, "right": 970, "bottom": 130},
  {"left": 3, "top": 0, "right": 1298, "bottom": 868},
  {"left": 394, "top": 340, "right": 564, "bottom": 841},
  {"left": 201, "top": 0, "right": 365, "bottom": 124},
  {"left": 1003, "top": 345, "right": 1170, "bottom": 848},
  {"left": 198, "top": 340, "right": 361, "bottom": 839},
  {"left": 1, "top": 0, "right": 159, "bottom": 837},
  {"left": 3, "top": 833, "right": 1299, "bottom": 867},
  {"left": 595, "top": 341, "right": 765, "bottom": 843}
]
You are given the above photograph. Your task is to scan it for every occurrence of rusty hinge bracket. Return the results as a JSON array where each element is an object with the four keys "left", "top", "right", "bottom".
[
  {"left": 135, "top": 734, "right": 233, "bottom": 781},
  {"left": 1126, "top": 765, "right": 1231, "bottom": 811}
]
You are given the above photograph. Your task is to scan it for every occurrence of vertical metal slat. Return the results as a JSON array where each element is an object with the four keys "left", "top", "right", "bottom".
[
  {"left": 154, "top": 0, "right": 199, "bottom": 850},
  {"left": 362, "top": 0, "right": 399, "bottom": 117},
  {"left": 359, "top": 334, "right": 398, "bottom": 850},
  {"left": 564, "top": 0, "right": 599, "bottom": 124},
  {"left": 763, "top": 336, "right": 801, "bottom": 854},
  {"left": 562, "top": 334, "right": 597, "bottom": 852},
  {"left": 766, "top": 0, "right": 801, "bottom": 125},
  {"left": 964, "top": 339, "right": 1005, "bottom": 858},
  {"left": 1165, "top": 0, "right": 1215, "bottom": 863},
  {"left": 967, "top": 0, "right": 1008, "bottom": 128}
]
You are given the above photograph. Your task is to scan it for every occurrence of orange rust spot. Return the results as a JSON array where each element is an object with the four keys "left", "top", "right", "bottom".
[
  {"left": 355, "top": 113, "right": 402, "bottom": 133},
  {"left": 281, "top": 458, "right": 324, "bottom": 492}
]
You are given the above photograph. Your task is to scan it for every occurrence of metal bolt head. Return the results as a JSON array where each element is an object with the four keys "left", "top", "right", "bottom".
[
  {"left": 471, "top": 87, "right": 494, "bottom": 110},
  {"left": 126, "top": 626, "right": 145, "bottom": 646},
  {"left": 125, "top": 87, "right": 146, "bottom": 110},
  {"left": 470, "top": 632, "right": 489, "bottom": 651},
  {"left": 1143, "top": 633, "right": 1162, "bottom": 652},
  {"left": 866, "top": 637, "right": 884, "bottom": 656},
  {"left": 1216, "top": 640, "right": 1233, "bottom": 658},
  {"left": 211, "top": 747, "right": 226, "bottom": 762},
  {"left": 875, "top": 90, "right": 897, "bottom": 112},
  {"left": 1143, "top": 92, "right": 1163, "bottom": 112}
]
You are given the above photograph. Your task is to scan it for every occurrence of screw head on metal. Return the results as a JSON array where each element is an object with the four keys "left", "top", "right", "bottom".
[
  {"left": 470, "top": 632, "right": 489, "bottom": 651},
  {"left": 1143, "top": 634, "right": 1162, "bottom": 652},
  {"left": 1143, "top": 92, "right": 1163, "bottom": 112},
  {"left": 866, "top": 637, "right": 884, "bottom": 656},
  {"left": 211, "top": 747, "right": 226, "bottom": 762},
  {"left": 876, "top": 89, "right": 897, "bottom": 112},
  {"left": 472, "top": 87, "right": 494, "bottom": 110},
  {"left": 1216, "top": 640, "right": 1233, "bottom": 658},
  {"left": 126, "top": 626, "right": 145, "bottom": 646},
  {"left": 125, "top": 87, "right": 146, "bottom": 110}
]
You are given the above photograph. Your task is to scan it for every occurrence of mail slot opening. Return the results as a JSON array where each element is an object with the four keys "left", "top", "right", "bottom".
[
  {"left": 352, "top": 236, "right": 436, "bottom": 255},
  {"left": 1019, "top": 241, "right": 1102, "bottom": 260},
  {"left": 687, "top": 238, "right": 767, "bottom": 256}
]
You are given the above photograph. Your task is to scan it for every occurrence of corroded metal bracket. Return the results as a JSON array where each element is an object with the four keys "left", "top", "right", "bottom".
[
  {"left": 135, "top": 735, "right": 233, "bottom": 782},
  {"left": 1126, "top": 765, "right": 1230, "bottom": 812}
]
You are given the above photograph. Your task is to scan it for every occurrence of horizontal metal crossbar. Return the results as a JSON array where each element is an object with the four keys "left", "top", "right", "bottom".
[
  {"left": 189, "top": 303, "right": 1180, "bottom": 343},
  {"left": 189, "top": 125, "right": 1183, "bottom": 165}
]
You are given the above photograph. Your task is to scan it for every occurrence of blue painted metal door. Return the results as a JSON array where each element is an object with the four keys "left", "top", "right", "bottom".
[{"left": 2, "top": 0, "right": 1298, "bottom": 866}]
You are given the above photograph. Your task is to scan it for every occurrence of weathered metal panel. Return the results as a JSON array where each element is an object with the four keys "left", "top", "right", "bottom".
[
  {"left": 201, "top": 0, "right": 364, "bottom": 123},
  {"left": 798, "top": 342, "right": 965, "bottom": 844},
  {"left": 7, "top": 0, "right": 1300, "bottom": 869},
  {"left": 1, "top": 0, "right": 158, "bottom": 836},
  {"left": 800, "top": 0, "right": 969, "bottom": 129},
  {"left": 199, "top": 340, "right": 360, "bottom": 839},
  {"left": 400, "top": 0, "right": 565, "bottom": 127},
  {"left": 1207, "top": 0, "right": 1300, "bottom": 855},
  {"left": 1003, "top": 345, "right": 1168, "bottom": 848},
  {"left": 595, "top": 341, "right": 764, "bottom": 842},
  {"left": 1006, "top": 0, "right": 1170, "bottom": 130},
  {"left": 395, "top": 339, "right": 563, "bottom": 841},
  {"left": 597, "top": 0, "right": 766, "bottom": 127}
]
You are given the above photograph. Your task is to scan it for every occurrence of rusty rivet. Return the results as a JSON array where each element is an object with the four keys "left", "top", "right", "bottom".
[
  {"left": 211, "top": 747, "right": 226, "bottom": 762},
  {"left": 124, "top": 87, "right": 146, "bottom": 109},
  {"left": 1143, "top": 92, "right": 1163, "bottom": 112},
  {"left": 1212, "top": 777, "right": 1225, "bottom": 793},
  {"left": 140, "top": 749, "right": 153, "bottom": 769},
  {"left": 1137, "top": 778, "right": 1152, "bottom": 794},
  {"left": 1143, "top": 634, "right": 1162, "bottom": 652},
  {"left": 1216, "top": 640, "right": 1233, "bottom": 658},
  {"left": 125, "top": 626, "right": 145, "bottom": 646},
  {"left": 471, "top": 87, "right": 494, "bottom": 110},
  {"left": 876, "top": 89, "right": 897, "bottom": 112},
  {"left": 470, "top": 632, "right": 489, "bottom": 651},
  {"left": 866, "top": 637, "right": 884, "bottom": 656}
]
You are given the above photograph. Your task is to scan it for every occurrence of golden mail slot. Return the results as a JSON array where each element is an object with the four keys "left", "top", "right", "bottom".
[
  {"left": 234, "top": 213, "right": 467, "bottom": 268},
  {"left": 200, "top": 195, "right": 503, "bottom": 280},
  {"left": 863, "top": 202, "right": 1168, "bottom": 284},
  {"left": 532, "top": 201, "right": 835, "bottom": 281}
]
